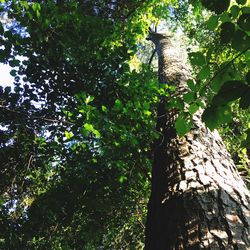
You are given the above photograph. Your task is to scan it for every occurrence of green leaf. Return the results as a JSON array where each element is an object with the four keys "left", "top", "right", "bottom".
[
  {"left": 85, "top": 95, "right": 94, "bottom": 104},
  {"left": 189, "top": 103, "right": 199, "bottom": 114},
  {"left": 202, "top": 106, "right": 218, "bottom": 130},
  {"left": 232, "top": 30, "right": 250, "bottom": 51},
  {"left": 101, "top": 105, "right": 107, "bottom": 112},
  {"left": 201, "top": 0, "right": 230, "bottom": 14},
  {"left": 242, "top": 129, "right": 250, "bottom": 149},
  {"left": 4, "top": 86, "right": 11, "bottom": 94},
  {"left": 168, "top": 97, "right": 184, "bottom": 110},
  {"left": 239, "top": 88, "right": 250, "bottom": 109},
  {"left": 93, "top": 129, "right": 101, "bottom": 138},
  {"left": 0, "top": 23, "right": 4, "bottom": 35},
  {"left": 9, "top": 59, "right": 20, "bottom": 67},
  {"left": 236, "top": 0, "right": 247, "bottom": 5},
  {"left": 210, "top": 77, "right": 224, "bottom": 92},
  {"left": 175, "top": 117, "right": 192, "bottom": 136},
  {"left": 197, "top": 65, "right": 210, "bottom": 80},
  {"left": 118, "top": 175, "right": 127, "bottom": 183},
  {"left": 246, "top": 70, "right": 250, "bottom": 84},
  {"left": 188, "top": 52, "right": 206, "bottom": 66},
  {"left": 202, "top": 105, "right": 232, "bottom": 129},
  {"left": 230, "top": 5, "right": 240, "bottom": 19},
  {"left": 65, "top": 131, "right": 73, "bottom": 139},
  {"left": 242, "top": 7, "right": 250, "bottom": 14},
  {"left": 220, "top": 12, "right": 231, "bottom": 23},
  {"left": 220, "top": 22, "right": 235, "bottom": 43},
  {"left": 32, "top": 3, "right": 41, "bottom": 12},
  {"left": 187, "top": 79, "right": 196, "bottom": 91},
  {"left": 183, "top": 92, "right": 195, "bottom": 103},
  {"left": 206, "top": 15, "right": 218, "bottom": 30},
  {"left": 212, "top": 80, "right": 248, "bottom": 106},
  {"left": 36, "top": 10, "right": 41, "bottom": 18},
  {"left": 10, "top": 69, "right": 16, "bottom": 77},
  {"left": 237, "top": 14, "right": 250, "bottom": 31},
  {"left": 114, "top": 99, "right": 123, "bottom": 110},
  {"left": 143, "top": 110, "right": 152, "bottom": 116},
  {"left": 84, "top": 123, "right": 94, "bottom": 131},
  {"left": 217, "top": 105, "right": 232, "bottom": 125},
  {"left": 22, "top": 1, "right": 29, "bottom": 10}
]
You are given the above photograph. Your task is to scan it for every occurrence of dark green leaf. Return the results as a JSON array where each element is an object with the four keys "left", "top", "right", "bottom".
[
  {"left": 241, "top": 129, "right": 250, "bottom": 148},
  {"left": 231, "top": 30, "right": 250, "bottom": 51},
  {"left": 10, "top": 69, "right": 16, "bottom": 77},
  {"left": 197, "top": 65, "right": 210, "bottom": 80},
  {"left": 206, "top": 15, "right": 218, "bottom": 30},
  {"left": 183, "top": 92, "right": 195, "bottom": 103},
  {"left": 202, "top": 106, "right": 218, "bottom": 130},
  {"left": 188, "top": 52, "right": 206, "bottom": 66},
  {"left": 187, "top": 79, "right": 196, "bottom": 91},
  {"left": 220, "top": 22, "right": 235, "bottom": 43},
  {"left": 230, "top": 5, "right": 240, "bottom": 19},
  {"left": 9, "top": 59, "right": 20, "bottom": 67},
  {"left": 239, "top": 88, "right": 250, "bottom": 109},
  {"left": 241, "top": 7, "right": 250, "bottom": 14},
  {"left": 217, "top": 105, "right": 232, "bottom": 125},
  {"left": 168, "top": 97, "right": 184, "bottom": 110},
  {"left": 202, "top": 105, "right": 232, "bottom": 129},
  {"left": 246, "top": 70, "right": 250, "bottom": 84},
  {"left": 0, "top": 23, "right": 4, "bottom": 35},
  {"left": 212, "top": 80, "right": 248, "bottom": 106},
  {"left": 236, "top": 0, "right": 247, "bottom": 5},
  {"left": 237, "top": 14, "right": 250, "bottom": 31},
  {"left": 4, "top": 86, "right": 11, "bottom": 94},
  {"left": 201, "top": 0, "right": 230, "bottom": 14}
]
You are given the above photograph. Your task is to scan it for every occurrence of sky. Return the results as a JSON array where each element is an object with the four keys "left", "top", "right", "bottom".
[{"left": 0, "top": 63, "right": 14, "bottom": 88}]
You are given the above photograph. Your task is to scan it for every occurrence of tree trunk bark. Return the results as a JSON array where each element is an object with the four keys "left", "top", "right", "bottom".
[{"left": 145, "top": 32, "right": 250, "bottom": 249}]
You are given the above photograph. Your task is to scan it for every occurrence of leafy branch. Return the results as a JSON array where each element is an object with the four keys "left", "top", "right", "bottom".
[{"left": 200, "top": 46, "right": 250, "bottom": 95}]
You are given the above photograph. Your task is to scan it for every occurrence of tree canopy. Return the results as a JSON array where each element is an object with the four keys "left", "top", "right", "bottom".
[{"left": 0, "top": 0, "right": 249, "bottom": 248}]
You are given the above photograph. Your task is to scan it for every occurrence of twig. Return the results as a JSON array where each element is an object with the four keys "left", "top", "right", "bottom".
[
  {"left": 200, "top": 46, "right": 250, "bottom": 94},
  {"left": 0, "top": 105, "right": 74, "bottom": 125},
  {"left": 148, "top": 48, "right": 156, "bottom": 68}
]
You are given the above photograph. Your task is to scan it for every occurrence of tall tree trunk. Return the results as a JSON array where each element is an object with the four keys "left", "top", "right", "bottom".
[{"left": 145, "top": 32, "right": 250, "bottom": 249}]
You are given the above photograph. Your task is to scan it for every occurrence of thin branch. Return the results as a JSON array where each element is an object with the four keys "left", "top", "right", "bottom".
[
  {"left": 0, "top": 105, "right": 74, "bottom": 125},
  {"left": 148, "top": 48, "right": 156, "bottom": 68},
  {"left": 200, "top": 46, "right": 250, "bottom": 94}
]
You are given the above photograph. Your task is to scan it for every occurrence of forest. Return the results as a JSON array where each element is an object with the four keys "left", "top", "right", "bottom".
[{"left": 0, "top": 0, "right": 250, "bottom": 249}]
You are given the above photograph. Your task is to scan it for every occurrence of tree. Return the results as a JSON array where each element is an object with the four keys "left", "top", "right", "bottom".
[
  {"left": 0, "top": 0, "right": 249, "bottom": 249},
  {"left": 145, "top": 31, "right": 250, "bottom": 249}
]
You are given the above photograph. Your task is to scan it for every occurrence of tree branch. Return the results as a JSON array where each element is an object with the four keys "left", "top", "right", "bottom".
[
  {"left": 0, "top": 105, "right": 74, "bottom": 125},
  {"left": 200, "top": 46, "right": 250, "bottom": 94}
]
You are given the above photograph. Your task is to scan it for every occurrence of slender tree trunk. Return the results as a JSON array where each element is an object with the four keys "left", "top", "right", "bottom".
[{"left": 145, "top": 32, "right": 250, "bottom": 249}]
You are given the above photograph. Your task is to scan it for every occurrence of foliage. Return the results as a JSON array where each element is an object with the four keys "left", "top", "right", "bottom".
[{"left": 0, "top": 0, "right": 249, "bottom": 248}]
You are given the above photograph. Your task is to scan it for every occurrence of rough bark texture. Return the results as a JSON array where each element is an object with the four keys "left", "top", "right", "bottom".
[{"left": 145, "top": 32, "right": 250, "bottom": 249}]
